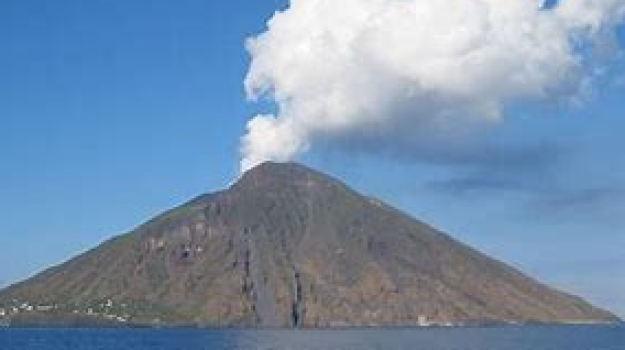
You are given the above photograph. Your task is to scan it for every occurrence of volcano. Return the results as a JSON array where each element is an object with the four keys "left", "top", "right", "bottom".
[{"left": 0, "top": 162, "right": 618, "bottom": 328}]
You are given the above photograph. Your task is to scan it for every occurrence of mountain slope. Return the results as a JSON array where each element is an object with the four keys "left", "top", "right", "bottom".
[{"left": 0, "top": 162, "right": 618, "bottom": 327}]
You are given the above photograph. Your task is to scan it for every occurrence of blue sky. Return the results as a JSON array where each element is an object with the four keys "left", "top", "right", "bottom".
[{"left": 1, "top": 1, "right": 624, "bottom": 317}]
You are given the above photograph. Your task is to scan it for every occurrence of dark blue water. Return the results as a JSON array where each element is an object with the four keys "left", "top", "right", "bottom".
[{"left": 0, "top": 325, "right": 623, "bottom": 350}]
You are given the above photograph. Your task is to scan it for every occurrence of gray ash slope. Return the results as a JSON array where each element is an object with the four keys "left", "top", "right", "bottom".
[{"left": 0, "top": 162, "right": 618, "bottom": 327}]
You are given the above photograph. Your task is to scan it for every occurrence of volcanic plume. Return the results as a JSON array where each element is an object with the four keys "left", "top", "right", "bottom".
[{"left": 241, "top": 0, "right": 625, "bottom": 171}]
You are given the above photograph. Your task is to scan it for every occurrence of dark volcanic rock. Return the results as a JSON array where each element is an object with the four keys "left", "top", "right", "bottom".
[{"left": 0, "top": 162, "right": 619, "bottom": 328}]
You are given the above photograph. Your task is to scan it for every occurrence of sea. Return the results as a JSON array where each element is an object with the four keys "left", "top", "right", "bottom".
[{"left": 0, "top": 325, "right": 623, "bottom": 350}]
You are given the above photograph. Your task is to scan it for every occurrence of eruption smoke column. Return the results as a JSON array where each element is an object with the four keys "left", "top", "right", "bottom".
[{"left": 241, "top": 0, "right": 625, "bottom": 172}]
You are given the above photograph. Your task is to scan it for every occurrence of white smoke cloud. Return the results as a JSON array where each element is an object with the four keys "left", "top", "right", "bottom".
[{"left": 241, "top": 0, "right": 625, "bottom": 172}]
